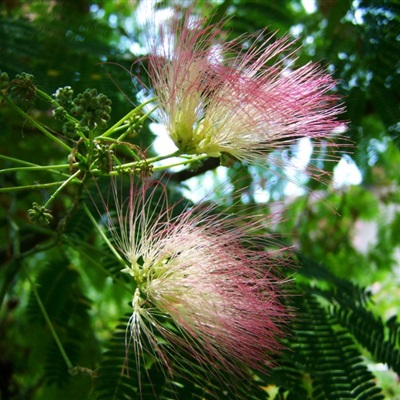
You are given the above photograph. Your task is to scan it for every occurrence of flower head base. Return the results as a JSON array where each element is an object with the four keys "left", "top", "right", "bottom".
[
  {"left": 145, "top": 5, "right": 346, "bottom": 177},
  {"left": 104, "top": 176, "right": 290, "bottom": 394}
]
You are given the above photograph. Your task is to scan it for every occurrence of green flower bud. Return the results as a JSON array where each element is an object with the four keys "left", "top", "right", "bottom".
[
  {"left": 28, "top": 202, "right": 53, "bottom": 225},
  {"left": 10, "top": 72, "right": 36, "bottom": 105},
  {"left": 53, "top": 86, "right": 74, "bottom": 106},
  {"left": 0, "top": 71, "right": 10, "bottom": 90},
  {"left": 53, "top": 106, "right": 67, "bottom": 121}
]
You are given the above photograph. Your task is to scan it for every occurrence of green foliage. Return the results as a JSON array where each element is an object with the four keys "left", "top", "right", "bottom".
[
  {"left": 26, "top": 256, "right": 93, "bottom": 385},
  {"left": 293, "top": 293, "right": 383, "bottom": 400},
  {"left": 260, "top": 257, "right": 394, "bottom": 399},
  {"left": 302, "top": 258, "right": 400, "bottom": 376},
  {"left": 94, "top": 315, "right": 271, "bottom": 400}
]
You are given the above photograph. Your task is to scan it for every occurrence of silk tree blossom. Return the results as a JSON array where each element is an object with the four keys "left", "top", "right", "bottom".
[
  {"left": 103, "top": 176, "right": 290, "bottom": 393},
  {"left": 145, "top": 5, "right": 346, "bottom": 170},
  {"left": 144, "top": 7, "right": 225, "bottom": 155}
]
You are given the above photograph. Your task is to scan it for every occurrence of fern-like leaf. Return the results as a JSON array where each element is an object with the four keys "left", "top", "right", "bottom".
[
  {"left": 285, "top": 291, "right": 384, "bottom": 400},
  {"left": 26, "top": 255, "right": 92, "bottom": 387},
  {"left": 94, "top": 314, "right": 272, "bottom": 400},
  {"left": 333, "top": 306, "right": 400, "bottom": 375},
  {"left": 300, "top": 256, "right": 400, "bottom": 375}
]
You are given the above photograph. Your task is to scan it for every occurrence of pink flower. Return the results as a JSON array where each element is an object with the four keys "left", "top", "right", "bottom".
[
  {"left": 144, "top": 5, "right": 225, "bottom": 154},
  {"left": 104, "top": 176, "right": 290, "bottom": 391},
  {"left": 145, "top": 5, "right": 345, "bottom": 168}
]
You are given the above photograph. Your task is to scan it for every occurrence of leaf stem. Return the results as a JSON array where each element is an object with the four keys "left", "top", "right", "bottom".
[
  {"left": 1, "top": 93, "right": 73, "bottom": 153},
  {"left": 0, "top": 181, "right": 71, "bottom": 193},
  {"left": 100, "top": 98, "right": 157, "bottom": 139},
  {"left": 152, "top": 154, "right": 210, "bottom": 172},
  {"left": 113, "top": 105, "right": 158, "bottom": 145},
  {"left": 36, "top": 87, "right": 82, "bottom": 126},
  {"left": 83, "top": 202, "right": 128, "bottom": 271},
  {"left": 108, "top": 150, "right": 183, "bottom": 173},
  {"left": 0, "top": 155, "right": 75, "bottom": 181},
  {"left": 64, "top": 236, "right": 132, "bottom": 294},
  {"left": 43, "top": 169, "right": 82, "bottom": 208},
  {"left": 0, "top": 154, "right": 38, "bottom": 167},
  {"left": 24, "top": 267, "right": 74, "bottom": 370},
  {"left": 145, "top": 149, "right": 182, "bottom": 164},
  {"left": 1, "top": 164, "right": 72, "bottom": 177}
]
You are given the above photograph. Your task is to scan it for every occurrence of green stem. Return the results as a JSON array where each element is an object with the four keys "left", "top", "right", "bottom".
[
  {"left": 24, "top": 267, "right": 74, "bottom": 370},
  {"left": 36, "top": 88, "right": 63, "bottom": 107},
  {"left": 88, "top": 151, "right": 203, "bottom": 176},
  {"left": 110, "top": 150, "right": 183, "bottom": 173},
  {"left": 0, "top": 181, "right": 70, "bottom": 193},
  {"left": 113, "top": 105, "right": 158, "bottom": 145},
  {"left": 64, "top": 236, "right": 132, "bottom": 294},
  {"left": 0, "top": 155, "right": 74, "bottom": 179},
  {"left": 36, "top": 87, "right": 81, "bottom": 125},
  {"left": 100, "top": 98, "right": 157, "bottom": 139},
  {"left": 145, "top": 150, "right": 182, "bottom": 163},
  {"left": 1, "top": 164, "right": 72, "bottom": 176},
  {"left": 43, "top": 170, "right": 82, "bottom": 208},
  {"left": 0, "top": 154, "right": 38, "bottom": 167},
  {"left": 95, "top": 136, "right": 142, "bottom": 163},
  {"left": 2, "top": 94, "right": 73, "bottom": 153},
  {"left": 98, "top": 124, "right": 127, "bottom": 136},
  {"left": 83, "top": 202, "right": 128, "bottom": 270},
  {"left": 152, "top": 154, "right": 210, "bottom": 172}
]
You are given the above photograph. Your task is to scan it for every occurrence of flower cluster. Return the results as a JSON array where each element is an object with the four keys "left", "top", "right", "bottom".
[
  {"left": 103, "top": 177, "right": 289, "bottom": 390},
  {"left": 95, "top": 2, "right": 347, "bottom": 396},
  {"left": 71, "top": 88, "right": 112, "bottom": 130},
  {"left": 145, "top": 5, "right": 345, "bottom": 169}
]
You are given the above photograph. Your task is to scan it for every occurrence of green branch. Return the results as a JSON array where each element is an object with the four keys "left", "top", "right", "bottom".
[
  {"left": 36, "top": 87, "right": 80, "bottom": 125},
  {"left": 0, "top": 154, "right": 39, "bottom": 167},
  {"left": 99, "top": 98, "right": 157, "bottom": 139},
  {"left": 145, "top": 149, "right": 182, "bottom": 164},
  {"left": 24, "top": 267, "right": 74, "bottom": 371},
  {"left": 2, "top": 93, "right": 73, "bottom": 153},
  {"left": 64, "top": 236, "right": 132, "bottom": 294},
  {"left": 83, "top": 202, "right": 128, "bottom": 271},
  {"left": 152, "top": 154, "right": 210, "bottom": 172},
  {"left": 0, "top": 180, "right": 69, "bottom": 193},
  {"left": 0, "top": 163, "right": 72, "bottom": 178},
  {"left": 43, "top": 170, "right": 82, "bottom": 208},
  {"left": 109, "top": 150, "right": 184, "bottom": 173},
  {"left": 113, "top": 104, "right": 158, "bottom": 145}
]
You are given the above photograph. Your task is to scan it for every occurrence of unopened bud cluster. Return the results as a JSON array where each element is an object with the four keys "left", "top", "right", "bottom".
[
  {"left": 70, "top": 88, "right": 111, "bottom": 130},
  {"left": 8, "top": 73, "right": 36, "bottom": 106},
  {"left": 28, "top": 202, "right": 53, "bottom": 225},
  {"left": 52, "top": 86, "right": 112, "bottom": 137}
]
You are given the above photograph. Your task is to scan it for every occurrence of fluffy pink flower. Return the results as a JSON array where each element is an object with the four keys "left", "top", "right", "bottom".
[
  {"left": 145, "top": 5, "right": 345, "bottom": 168},
  {"left": 104, "top": 176, "right": 290, "bottom": 392}
]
